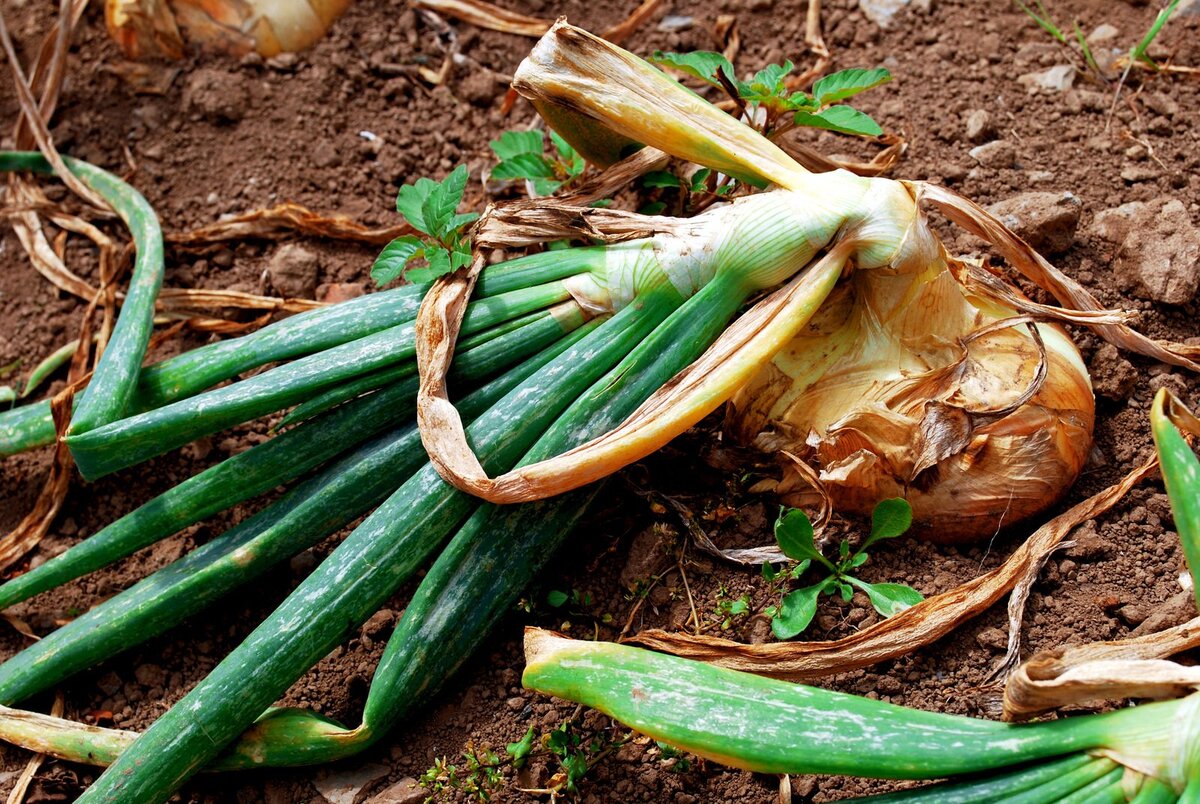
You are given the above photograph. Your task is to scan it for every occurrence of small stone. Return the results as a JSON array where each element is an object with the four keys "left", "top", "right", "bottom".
[
  {"left": 975, "top": 627, "right": 1008, "bottom": 650},
  {"left": 317, "top": 282, "right": 367, "bottom": 304},
  {"left": 365, "top": 778, "right": 425, "bottom": 804},
  {"left": 968, "top": 140, "right": 1016, "bottom": 168},
  {"left": 312, "top": 149, "right": 342, "bottom": 169},
  {"left": 1116, "top": 603, "right": 1150, "bottom": 627},
  {"left": 1087, "top": 201, "right": 1146, "bottom": 244},
  {"left": 859, "top": 0, "right": 911, "bottom": 27},
  {"left": 97, "top": 672, "right": 122, "bottom": 696},
  {"left": 1017, "top": 65, "right": 1076, "bottom": 93},
  {"left": 457, "top": 70, "right": 501, "bottom": 107},
  {"left": 133, "top": 664, "right": 165, "bottom": 687},
  {"left": 268, "top": 243, "right": 321, "bottom": 299},
  {"left": 361, "top": 609, "right": 396, "bottom": 638},
  {"left": 182, "top": 68, "right": 250, "bottom": 123},
  {"left": 657, "top": 15, "right": 694, "bottom": 32},
  {"left": 1089, "top": 344, "right": 1138, "bottom": 400},
  {"left": 1065, "top": 521, "right": 1108, "bottom": 560},
  {"left": 963, "top": 109, "right": 995, "bottom": 144},
  {"left": 985, "top": 191, "right": 1082, "bottom": 254},
  {"left": 314, "top": 763, "right": 389, "bottom": 804},
  {"left": 1087, "top": 23, "right": 1120, "bottom": 43},
  {"left": 1115, "top": 198, "right": 1200, "bottom": 304},
  {"left": 1120, "top": 165, "right": 1160, "bottom": 183},
  {"left": 267, "top": 52, "right": 300, "bottom": 71},
  {"left": 212, "top": 247, "right": 235, "bottom": 268},
  {"left": 506, "top": 695, "right": 525, "bottom": 711},
  {"left": 619, "top": 526, "right": 674, "bottom": 590}
]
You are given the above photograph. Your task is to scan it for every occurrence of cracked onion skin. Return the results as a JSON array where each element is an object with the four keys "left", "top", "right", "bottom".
[{"left": 729, "top": 255, "right": 1095, "bottom": 544}]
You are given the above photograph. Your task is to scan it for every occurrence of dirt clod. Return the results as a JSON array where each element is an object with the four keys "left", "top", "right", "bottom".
[
  {"left": 268, "top": 243, "right": 322, "bottom": 299},
  {"left": 985, "top": 191, "right": 1081, "bottom": 255}
]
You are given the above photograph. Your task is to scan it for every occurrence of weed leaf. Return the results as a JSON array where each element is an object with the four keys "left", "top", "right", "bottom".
[
  {"left": 812, "top": 67, "right": 892, "bottom": 106},
  {"left": 490, "top": 130, "right": 543, "bottom": 160},
  {"left": 422, "top": 164, "right": 470, "bottom": 240},
  {"left": 853, "top": 579, "right": 924, "bottom": 617},
  {"left": 394, "top": 177, "right": 438, "bottom": 235},
  {"left": 649, "top": 50, "right": 736, "bottom": 87},
  {"left": 771, "top": 581, "right": 825, "bottom": 639},
  {"left": 774, "top": 507, "right": 824, "bottom": 565},
  {"left": 492, "top": 153, "right": 557, "bottom": 181},
  {"left": 793, "top": 105, "right": 884, "bottom": 137},
  {"left": 506, "top": 727, "right": 536, "bottom": 766},
  {"left": 370, "top": 235, "right": 423, "bottom": 286},
  {"left": 864, "top": 497, "right": 913, "bottom": 549},
  {"left": 643, "top": 170, "right": 682, "bottom": 189}
]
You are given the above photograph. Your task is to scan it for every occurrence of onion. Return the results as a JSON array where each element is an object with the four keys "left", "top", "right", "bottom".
[
  {"left": 729, "top": 251, "right": 1094, "bottom": 543},
  {"left": 106, "top": 0, "right": 352, "bottom": 58}
]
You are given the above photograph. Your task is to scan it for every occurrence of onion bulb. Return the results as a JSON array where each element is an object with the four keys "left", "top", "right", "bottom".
[
  {"left": 106, "top": 0, "right": 351, "bottom": 59},
  {"left": 729, "top": 252, "right": 1094, "bottom": 543}
]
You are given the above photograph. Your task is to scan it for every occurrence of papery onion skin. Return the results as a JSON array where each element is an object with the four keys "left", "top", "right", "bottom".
[
  {"left": 106, "top": 0, "right": 351, "bottom": 59},
  {"left": 730, "top": 257, "right": 1095, "bottom": 544}
]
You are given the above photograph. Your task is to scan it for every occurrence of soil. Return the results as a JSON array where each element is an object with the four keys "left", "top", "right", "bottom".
[{"left": 1, "top": 0, "right": 1199, "bottom": 801}]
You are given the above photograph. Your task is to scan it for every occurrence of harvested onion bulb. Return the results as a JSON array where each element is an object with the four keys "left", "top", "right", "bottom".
[
  {"left": 729, "top": 253, "right": 1094, "bottom": 543},
  {"left": 105, "top": 0, "right": 352, "bottom": 58}
]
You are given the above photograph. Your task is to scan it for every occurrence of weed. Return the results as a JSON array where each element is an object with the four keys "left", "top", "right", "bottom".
[
  {"left": 764, "top": 498, "right": 923, "bottom": 639},
  {"left": 371, "top": 164, "right": 477, "bottom": 286}
]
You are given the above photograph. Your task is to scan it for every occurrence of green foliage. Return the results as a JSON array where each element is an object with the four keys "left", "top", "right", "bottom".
[
  {"left": 713, "top": 585, "right": 752, "bottom": 631},
  {"left": 419, "top": 745, "right": 503, "bottom": 801},
  {"left": 1130, "top": 0, "right": 1182, "bottom": 68},
  {"left": 1015, "top": 0, "right": 1183, "bottom": 78},
  {"left": 765, "top": 498, "right": 923, "bottom": 639},
  {"left": 372, "top": 164, "right": 478, "bottom": 287},
  {"left": 489, "top": 129, "right": 586, "bottom": 196},
  {"left": 649, "top": 50, "right": 890, "bottom": 137}
]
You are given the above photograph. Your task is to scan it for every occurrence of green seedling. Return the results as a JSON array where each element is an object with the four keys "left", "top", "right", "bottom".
[
  {"left": 488, "top": 129, "right": 586, "bottom": 197},
  {"left": 764, "top": 498, "right": 923, "bottom": 639},
  {"left": 650, "top": 50, "right": 890, "bottom": 137},
  {"left": 371, "top": 164, "right": 479, "bottom": 286},
  {"left": 713, "top": 585, "right": 751, "bottom": 631},
  {"left": 1130, "top": 0, "right": 1182, "bottom": 69}
]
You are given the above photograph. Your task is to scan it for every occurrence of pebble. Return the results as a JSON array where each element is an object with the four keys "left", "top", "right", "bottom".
[
  {"left": 975, "top": 627, "right": 1008, "bottom": 650},
  {"left": 984, "top": 191, "right": 1081, "bottom": 254},
  {"left": 1017, "top": 64, "right": 1076, "bottom": 93},
  {"left": 657, "top": 14, "right": 694, "bottom": 32},
  {"left": 1089, "top": 344, "right": 1138, "bottom": 400},
  {"left": 858, "top": 0, "right": 911, "bottom": 27},
  {"left": 968, "top": 139, "right": 1016, "bottom": 168},
  {"left": 1087, "top": 201, "right": 1145, "bottom": 244},
  {"left": 1114, "top": 198, "right": 1200, "bottom": 304},
  {"left": 182, "top": 68, "right": 250, "bottom": 123},
  {"left": 1120, "top": 165, "right": 1160, "bottom": 183},
  {"left": 963, "top": 109, "right": 995, "bottom": 144},
  {"left": 268, "top": 243, "right": 321, "bottom": 299},
  {"left": 1087, "top": 23, "right": 1119, "bottom": 43},
  {"left": 313, "top": 763, "right": 390, "bottom": 804},
  {"left": 364, "top": 778, "right": 425, "bottom": 804},
  {"left": 457, "top": 70, "right": 501, "bottom": 107}
]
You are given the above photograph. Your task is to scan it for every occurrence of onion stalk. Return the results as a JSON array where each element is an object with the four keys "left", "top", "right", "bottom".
[{"left": 522, "top": 629, "right": 1199, "bottom": 800}]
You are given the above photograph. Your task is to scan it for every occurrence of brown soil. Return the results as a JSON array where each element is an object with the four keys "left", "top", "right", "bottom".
[{"left": 2, "top": 0, "right": 1199, "bottom": 801}]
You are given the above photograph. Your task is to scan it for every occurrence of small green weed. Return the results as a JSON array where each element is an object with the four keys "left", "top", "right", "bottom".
[
  {"left": 649, "top": 51, "right": 890, "bottom": 138},
  {"left": 764, "top": 498, "right": 923, "bottom": 639},
  {"left": 488, "top": 129, "right": 586, "bottom": 196},
  {"left": 371, "top": 164, "right": 477, "bottom": 286}
]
